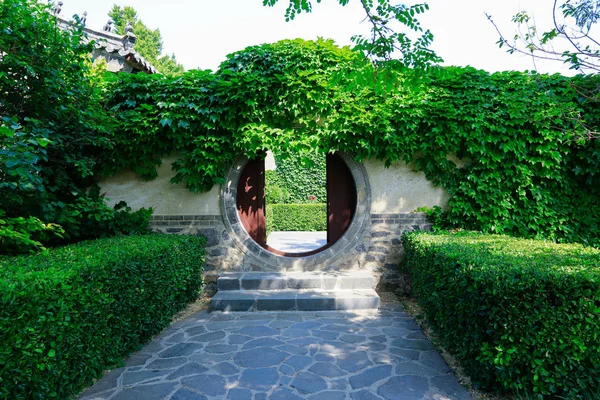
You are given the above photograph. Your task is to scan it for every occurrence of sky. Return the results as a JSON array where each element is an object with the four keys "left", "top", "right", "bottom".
[{"left": 59, "top": 0, "right": 581, "bottom": 75}]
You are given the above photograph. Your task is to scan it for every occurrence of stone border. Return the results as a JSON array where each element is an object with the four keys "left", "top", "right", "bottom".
[{"left": 220, "top": 154, "right": 371, "bottom": 271}]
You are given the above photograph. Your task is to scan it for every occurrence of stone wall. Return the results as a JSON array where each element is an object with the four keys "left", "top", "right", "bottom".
[
  {"left": 103, "top": 156, "right": 442, "bottom": 294},
  {"left": 149, "top": 212, "right": 431, "bottom": 295}
]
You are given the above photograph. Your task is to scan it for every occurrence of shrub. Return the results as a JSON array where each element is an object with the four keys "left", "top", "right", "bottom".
[
  {"left": 265, "top": 171, "right": 291, "bottom": 204},
  {"left": 402, "top": 231, "right": 600, "bottom": 398},
  {"left": 271, "top": 152, "right": 327, "bottom": 204},
  {"left": 0, "top": 0, "right": 151, "bottom": 253},
  {"left": 266, "top": 203, "right": 327, "bottom": 234},
  {"left": 0, "top": 234, "right": 206, "bottom": 399}
]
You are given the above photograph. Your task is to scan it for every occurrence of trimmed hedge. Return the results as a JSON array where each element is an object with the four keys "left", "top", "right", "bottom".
[
  {"left": 0, "top": 234, "right": 206, "bottom": 399},
  {"left": 402, "top": 231, "right": 600, "bottom": 398},
  {"left": 266, "top": 203, "right": 327, "bottom": 234},
  {"left": 272, "top": 152, "right": 327, "bottom": 204}
]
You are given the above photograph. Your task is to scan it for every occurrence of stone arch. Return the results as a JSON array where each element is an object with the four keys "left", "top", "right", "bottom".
[{"left": 220, "top": 153, "right": 371, "bottom": 271}]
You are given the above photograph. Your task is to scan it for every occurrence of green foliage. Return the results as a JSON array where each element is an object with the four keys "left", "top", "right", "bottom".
[
  {"left": 106, "top": 39, "right": 600, "bottom": 247},
  {"left": 402, "top": 231, "right": 600, "bottom": 398},
  {"left": 270, "top": 152, "right": 327, "bottom": 203},
  {"left": 0, "top": 234, "right": 206, "bottom": 399},
  {"left": 0, "top": 211, "right": 64, "bottom": 254},
  {"left": 490, "top": 0, "right": 600, "bottom": 140},
  {"left": 266, "top": 203, "right": 327, "bottom": 234},
  {"left": 0, "top": 0, "right": 150, "bottom": 254},
  {"left": 265, "top": 170, "right": 291, "bottom": 203},
  {"left": 108, "top": 5, "right": 185, "bottom": 75},
  {"left": 104, "top": 69, "right": 227, "bottom": 192},
  {"left": 104, "top": 39, "right": 359, "bottom": 193}
]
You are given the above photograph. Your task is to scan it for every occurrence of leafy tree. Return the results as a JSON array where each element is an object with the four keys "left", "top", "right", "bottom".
[
  {"left": 489, "top": 0, "right": 599, "bottom": 72},
  {"left": 0, "top": 0, "right": 150, "bottom": 254},
  {"left": 262, "top": 0, "right": 442, "bottom": 68},
  {"left": 487, "top": 0, "right": 599, "bottom": 139},
  {"left": 108, "top": 5, "right": 185, "bottom": 75}
]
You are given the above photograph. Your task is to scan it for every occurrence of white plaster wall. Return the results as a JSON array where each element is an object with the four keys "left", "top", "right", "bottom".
[
  {"left": 100, "top": 156, "right": 449, "bottom": 216},
  {"left": 265, "top": 151, "right": 277, "bottom": 171},
  {"left": 100, "top": 156, "right": 221, "bottom": 215},
  {"left": 363, "top": 159, "right": 449, "bottom": 214}
]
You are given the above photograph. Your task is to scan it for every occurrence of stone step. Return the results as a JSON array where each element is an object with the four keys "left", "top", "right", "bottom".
[
  {"left": 216, "top": 271, "right": 374, "bottom": 292},
  {"left": 210, "top": 289, "right": 380, "bottom": 312}
]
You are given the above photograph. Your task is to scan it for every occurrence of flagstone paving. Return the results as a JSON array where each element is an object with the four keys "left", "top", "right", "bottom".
[{"left": 79, "top": 304, "right": 470, "bottom": 400}]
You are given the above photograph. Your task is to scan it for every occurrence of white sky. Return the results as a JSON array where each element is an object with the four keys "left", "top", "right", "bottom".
[{"left": 60, "top": 0, "right": 579, "bottom": 74}]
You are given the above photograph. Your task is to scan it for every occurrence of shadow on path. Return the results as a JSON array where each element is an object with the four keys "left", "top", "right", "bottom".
[{"left": 79, "top": 304, "right": 470, "bottom": 400}]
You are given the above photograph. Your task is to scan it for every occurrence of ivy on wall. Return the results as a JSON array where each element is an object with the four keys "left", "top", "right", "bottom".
[
  {"left": 104, "top": 39, "right": 600, "bottom": 247},
  {"left": 269, "top": 153, "right": 327, "bottom": 204}
]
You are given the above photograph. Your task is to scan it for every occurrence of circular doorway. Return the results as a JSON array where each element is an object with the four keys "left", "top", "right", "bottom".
[{"left": 221, "top": 153, "right": 370, "bottom": 270}]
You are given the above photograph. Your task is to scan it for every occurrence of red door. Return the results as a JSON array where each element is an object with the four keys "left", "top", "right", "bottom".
[
  {"left": 236, "top": 157, "right": 266, "bottom": 246},
  {"left": 326, "top": 153, "right": 357, "bottom": 243},
  {"left": 237, "top": 153, "right": 356, "bottom": 255}
]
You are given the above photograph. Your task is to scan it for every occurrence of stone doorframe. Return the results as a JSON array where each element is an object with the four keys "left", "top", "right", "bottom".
[{"left": 220, "top": 153, "right": 372, "bottom": 271}]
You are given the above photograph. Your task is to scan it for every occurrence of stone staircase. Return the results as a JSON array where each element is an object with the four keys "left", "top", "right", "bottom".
[{"left": 210, "top": 271, "right": 380, "bottom": 312}]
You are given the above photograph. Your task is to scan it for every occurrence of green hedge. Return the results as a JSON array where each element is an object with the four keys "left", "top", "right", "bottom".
[
  {"left": 402, "top": 231, "right": 600, "bottom": 398},
  {"left": 0, "top": 234, "right": 206, "bottom": 399},
  {"left": 266, "top": 203, "right": 327, "bottom": 234},
  {"left": 271, "top": 153, "right": 327, "bottom": 204}
]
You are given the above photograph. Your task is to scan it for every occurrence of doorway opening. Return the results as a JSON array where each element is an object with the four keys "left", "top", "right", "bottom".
[
  {"left": 236, "top": 151, "right": 357, "bottom": 257},
  {"left": 265, "top": 151, "right": 327, "bottom": 253}
]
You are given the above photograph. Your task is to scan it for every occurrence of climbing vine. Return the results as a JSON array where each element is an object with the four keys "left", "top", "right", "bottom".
[
  {"left": 104, "top": 38, "right": 600, "bottom": 247},
  {"left": 270, "top": 152, "right": 327, "bottom": 204}
]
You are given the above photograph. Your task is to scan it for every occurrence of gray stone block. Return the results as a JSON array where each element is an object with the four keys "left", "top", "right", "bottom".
[
  {"left": 287, "top": 277, "right": 322, "bottom": 289},
  {"left": 285, "top": 355, "right": 313, "bottom": 371},
  {"left": 337, "top": 276, "right": 374, "bottom": 290},
  {"left": 234, "top": 347, "right": 287, "bottom": 368},
  {"left": 336, "top": 351, "right": 373, "bottom": 372},
  {"left": 309, "top": 362, "right": 345, "bottom": 378},
  {"left": 111, "top": 383, "right": 176, "bottom": 400},
  {"left": 233, "top": 325, "right": 279, "bottom": 337},
  {"left": 171, "top": 388, "right": 208, "bottom": 400},
  {"left": 297, "top": 297, "right": 336, "bottom": 311},
  {"left": 391, "top": 338, "right": 435, "bottom": 351},
  {"left": 181, "top": 374, "right": 227, "bottom": 397},
  {"left": 217, "top": 277, "right": 240, "bottom": 291},
  {"left": 431, "top": 375, "right": 471, "bottom": 400},
  {"left": 237, "top": 367, "right": 279, "bottom": 391},
  {"left": 350, "top": 390, "right": 380, "bottom": 400},
  {"left": 336, "top": 296, "right": 380, "bottom": 310},
  {"left": 213, "top": 362, "right": 239, "bottom": 375},
  {"left": 227, "top": 388, "right": 252, "bottom": 400},
  {"left": 166, "top": 362, "right": 209, "bottom": 380},
  {"left": 270, "top": 388, "right": 303, "bottom": 400},
  {"left": 291, "top": 372, "right": 328, "bottom": 394},
  {"left": 158, "top": 342, "right": 203, "bottom": 358},
  {"left": 256, "top": 297, "right": 296, "bottom": 311},
  {"left": 349, "top": 365, "right": 393, "bottom": 389},
  {"left": 189, "top": 331, "right": 226, "bottom": 343},
  {"left": 378, "top": 376, "right": 429, "bottom": 400},
  {"left": 242, "top": 277, "right": 287, "bottom": 290},
  {"left": 242, "top": 338, "right": 285, "bottom": 349},
  {"left": 309, "top": 392, "right": 346, "bottom": 400},
  {"left": 205, "top": 344, "right": 238, "bottom": 354}
]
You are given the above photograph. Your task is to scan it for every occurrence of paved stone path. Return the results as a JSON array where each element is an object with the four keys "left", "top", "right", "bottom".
[
  {"left": 266, "top": 231, "right": 327, "bottom": 253},
  {"left": 80, "top": 304, "right": 470, "bottom": 400}
]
